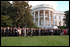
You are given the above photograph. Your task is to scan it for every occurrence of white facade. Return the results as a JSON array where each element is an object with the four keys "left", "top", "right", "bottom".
[{"left": 31, "top": 4, "right": 65, "bottom": 29}]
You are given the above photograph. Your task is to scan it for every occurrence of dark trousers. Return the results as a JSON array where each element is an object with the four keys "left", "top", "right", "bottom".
[
  {"left": 26, "top": 33, "right": 28, "bottom": 37},
  {"left": 19, "top": 34, "right": 21, "bottom": 36},
  {"left": 1, "top": 33, "right": 2, "bottom": 37},
  {"left": 30, "top": 33, "right": 33, "bottom": 37},
  {"left": 12, "top": 33, "right": 15, "bottom": 36},
  {"left": 51, "top": 32, "right": 53, "bottom": 35},
  {"left": 7, "top": 32, "right": 9, "bottom": 36},
  {"left": 42, "top": 33, "right": 44, "bottom": 36},
  {"left": 28, "top": 32, "right": 30, "bottom": 36},
  {"left": 17, "top": 32, "right": 19, "bottom": 36},
  {"left": 21, "top": 33, "right": 24, "bottom": 36},
  {"left": 38, "top": 32, "right": 41, "bottom": 36},
  {"left": 1, "top": 33, "right": 3, "bottom": 37},
  {"left": 33, "top": 32, "right": 36, "bottom": 36},
  {"left": 9, "top": 32, "right": 12, "bottom": 36}
]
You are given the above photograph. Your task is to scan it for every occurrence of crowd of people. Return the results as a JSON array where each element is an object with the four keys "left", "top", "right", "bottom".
[{"left": 1, "top": 27, "right": 69, "bottom": 37}]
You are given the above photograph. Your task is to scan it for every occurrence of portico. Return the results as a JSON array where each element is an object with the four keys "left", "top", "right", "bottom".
[
  {"left": 33, "top": 10, "right": 55, "bottom": 28},
  {"left": 31, "top": 4, "right": 65, "bottom": 29}
]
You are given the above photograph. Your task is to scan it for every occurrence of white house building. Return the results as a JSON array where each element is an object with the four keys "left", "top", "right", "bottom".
[{"left": 31, "top": 4, "right": 65, "bottom": 29}]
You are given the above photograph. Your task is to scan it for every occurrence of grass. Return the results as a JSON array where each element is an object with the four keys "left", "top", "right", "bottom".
[{"left": 1, "top": 35, "right": 69, "bottom": 46}]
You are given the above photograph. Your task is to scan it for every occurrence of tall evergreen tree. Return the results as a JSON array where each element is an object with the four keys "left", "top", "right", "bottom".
[{"left": 64, "top": 10, "right": 69, "bottom": 29}]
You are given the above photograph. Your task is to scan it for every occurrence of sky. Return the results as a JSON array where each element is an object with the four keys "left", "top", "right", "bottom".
[
  {"left": 56, "top": 1, "right": 69, "bottom": 11},
  {"left": 10, "top": 1, "right": 69, "bottom": 12},
  {"left": 28, "top": 1, "right": 69, "bottom": 12}
]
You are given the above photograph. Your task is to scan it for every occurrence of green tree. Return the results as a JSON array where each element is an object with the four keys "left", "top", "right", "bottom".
[
  {"left": 1, "top": 15, "right": 12, "bottom": 27},
  {"left": 63, "top": 10, "right": 69, "bottom": 29},
  {"left": 11, "top": 1, "right": 37, "bottom": 28},
  {"left": 1, "top": 1, "right": 37, "bottom": 28},
  {"left": 1, "top": 1, "right": 12, "bottom": 27}
]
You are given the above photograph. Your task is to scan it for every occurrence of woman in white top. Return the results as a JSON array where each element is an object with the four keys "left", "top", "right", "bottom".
[
  {"left": 17, "top": 27, "right": 21, "bottom": 36},
  {"left": 51, "top": 29, "right": 53, "bottom": 35}
]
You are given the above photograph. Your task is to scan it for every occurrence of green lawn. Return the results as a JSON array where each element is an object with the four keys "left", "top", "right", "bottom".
[{"left": 1, "top": 35, "right": 69, "bottom": 46}]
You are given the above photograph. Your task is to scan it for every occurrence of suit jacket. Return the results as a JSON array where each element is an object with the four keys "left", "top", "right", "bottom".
[
  {"left": 1, "top": 29, "right": 4, "bottom": 33},
  {"left": 6, "top": 29, "right": 10, "bottom": 33},
  {"left": 10, "top": 29, "right": 13, "bottom": 33},
  {"left": 12, "top": 29, "right": 16, "bottom": 33},
  {"left": 26, "top": 29, "right": 29, "bottom": 33},
  {"left": 30, "top": 29, "right": 33, "bottom": 34},
  {"left": 21, "top": 29, "right": 24, "bottom": 33}
]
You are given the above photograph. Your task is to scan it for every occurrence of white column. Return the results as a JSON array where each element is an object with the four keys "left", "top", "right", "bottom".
[
  {"left": 60, "top": 16, "right": 62, "bottom": 26},
  {"left": 44, "top": 10, "right": 45, "bottom": 26},
  {"left": 56, "top": 16, "right": 58, "bottom": 26},
  {"left": 38, "top": 10, "right": 39, "bottom": 27},
  {"left": 49, "top": 10, "right": 51, "bottom": 26},
  {"left": 34, "top": 12, "right": 35, "bottom": 23},
  {"left": 61, "top": 16, "right": 63, "bottom": 26},
  {"left": 52, "top": 12, "right": 55, "bottom": 26}
]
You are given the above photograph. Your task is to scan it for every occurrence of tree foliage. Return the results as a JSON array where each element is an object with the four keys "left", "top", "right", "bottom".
[
  {"left": 1, "top": 1, "right": 12, "bottom": 27},
  {"left": 1, "top": 15, "right": 12, "bottom": 27},
  {"left": 1, "top": 1, "right": 37, "bottom": 28},
  {"left": 63, "top": 10, "right": 69, "bottom": 29}
]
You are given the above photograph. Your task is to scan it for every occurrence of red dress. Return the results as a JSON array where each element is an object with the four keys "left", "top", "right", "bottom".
[{"left": 63, "top": 30, "right": 66, "bottom": 35}]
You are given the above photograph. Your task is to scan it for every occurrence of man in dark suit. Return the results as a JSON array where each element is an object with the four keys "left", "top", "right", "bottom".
[
  {"left": 68, "top": 29, "right": 69, "bottom": 35},
  {"left": 10, "top": 27, "right": 13, "bottom": 36},
  {"left": 53, "top": 29, "right": 56, "bottom": 35},
  {"left": 15, "top": 27, "right": 18, "bottom": 36},
  {"left": 28, "top": 28, "right": 30, "bottom": 36},
  {"left": 58, "top": 29, "right": 60, "bottom": 35},
  {"left": 46, "top": 29, "right": 48, "bottom": 35},
  {"left": 21, "top": 27, "right": 24, "bottom": 36},
  {"left": 35, "top": 28, "right": 37, "bottom": 36},
  {"left": 12, "top": 27, "right": 16, "bottom": 36},
  {"left": 6, "top": 27, "right": 10, "bottom": 36},
  {"left": 48, "top": 29, "right": 50, "bottom": 35},
  {"left": 1, "top": 27, "right": 4, "bottom": 37},
  {"left": 30, "top": 28, "right": 33, "bottom": 37},
  {"left": 54, "top": 29, "right": 57, "bottom": 35},
  {"left": 37, "top": 28, "right": 39, "bottom": 36},
  {"left": 40, "top": 28, "right": 42, "bottom": 36},
  {"left": 26, "top": 28, "right": 29, "bottom": 37},
  {"left": 41, "top": 28, "right": 44, "bottom": 36},
  {"left": 34, "top": 28, "right": 36, "bottom": 36},
  {"left": 33, "top": 28, "right": 34, "bottom": 36},
  {"left": 4, "top": 28, "right": 6, "bottom": 37}
]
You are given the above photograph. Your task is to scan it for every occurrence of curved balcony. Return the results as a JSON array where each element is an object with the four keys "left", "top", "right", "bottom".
[{"left": 32, "top": 4, "right": 54, "bottom": 10}]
